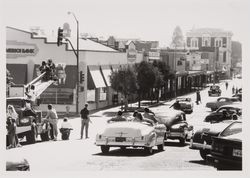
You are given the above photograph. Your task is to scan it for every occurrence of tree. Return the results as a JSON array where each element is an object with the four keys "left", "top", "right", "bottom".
[
  {"left": 152, "top": 60, "right": 175, "bottom": 100},
  {"left": 136, "top": 61, "right": 157, "bottom": 107},
  {"left": 110, "top": 66, "right": 137, "bottom": 111},
  {"left": 171, "top": 26, "right": 185, "bottom": 49}
]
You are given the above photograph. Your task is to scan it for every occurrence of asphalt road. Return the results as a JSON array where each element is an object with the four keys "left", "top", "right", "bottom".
[{"left": 5, "top": 78, "right": 241, "bottom": 171}]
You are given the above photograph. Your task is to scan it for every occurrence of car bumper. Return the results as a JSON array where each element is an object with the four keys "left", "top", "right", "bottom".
[
  {"left": 166, "top": 132, "right": 186, "bottom": 139},
  {"left": 206, "top": 154, "right": 242, "bottom": 168},
  {"left": 189, "top": 139, "right": 212, "bottom": 150},
  {"left": 95, "top": 139, "right": 150, "bottom": 147}
]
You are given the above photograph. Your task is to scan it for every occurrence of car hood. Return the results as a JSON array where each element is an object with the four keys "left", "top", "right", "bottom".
[
  {"left": 199, "top": 121, "right": 233, "bottom": 134},
  {"left": 220, "top": 132, "right": 242, "bottom": 142},
  {"left": 101, "top": 122, "right": 154, "bottom": 137}
]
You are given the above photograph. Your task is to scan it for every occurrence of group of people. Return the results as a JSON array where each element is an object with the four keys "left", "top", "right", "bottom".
[
  {"left": 39, "top": 59, "right": 57, "bottom": 81},
  {"left": 6, "top": 105, "right": 22, "bottom": 149},
  {"left": 106, "top": 107, "right": 157, "bottom": 125}
]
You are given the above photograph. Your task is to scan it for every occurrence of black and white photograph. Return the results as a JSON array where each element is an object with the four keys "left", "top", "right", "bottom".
[{"left": 1, "top": 0, "right": 249, "bottom": 177}]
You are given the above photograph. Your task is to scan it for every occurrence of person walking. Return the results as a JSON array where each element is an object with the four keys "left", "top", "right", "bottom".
[
  {"left": 80, "top": 104, "right": 91, "bottom": 139},
  {"left": 232, "top": 85, "right": 235, "bottom": 94},
  {"left": 196, "top": 90, "right": 201, "bottom": 105},
  {"left": 45, "top": 104, "right": 58, "bottom": 141},
  {"left": 225, "top": 82, "right": 228, "bottom": 90}
]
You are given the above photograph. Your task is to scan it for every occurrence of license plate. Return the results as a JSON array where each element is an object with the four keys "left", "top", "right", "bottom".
[
  {"left": 232, "top": 149, "right": 242, "bottom": 157},
  {"left": 115, "top": 137, "right": 126, "bottom": 142}
]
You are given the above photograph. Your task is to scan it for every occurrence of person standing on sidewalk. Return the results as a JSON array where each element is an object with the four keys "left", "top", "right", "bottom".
[
  {"left": 45, "top": 104, "right": 58, "bottom": 141},
  {"left": 196, "top": 90, "right": 201, "bottom": 105},
  {"left": 80, "top": 104, "right": 91, "bottom": 139}
]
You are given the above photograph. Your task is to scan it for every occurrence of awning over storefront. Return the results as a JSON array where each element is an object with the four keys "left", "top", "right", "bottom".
[
  {"left": 111, "top": 64, "right": 122, "bottom": 72},
  {"left": 176, "top": 71, "right": 188, "bottom": 76},
  {"left": 7, "top": 64, "right": 27, "bottom": 84},
  {"left": 205, "top": 71, "right": 214, "bottom": 75},
  {"left": 101, "top": 65, "right": 112, "bottom": 87},
  {"left": 188, "top": 70, "right": 205, "bottom": 77},
  {"left": 88, "top": 66, "right": 106, "bottom": 89}
]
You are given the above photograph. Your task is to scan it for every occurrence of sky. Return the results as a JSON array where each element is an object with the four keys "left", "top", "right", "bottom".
[{"left": 2, "top": 0, "right": 250, "bottom": 45}]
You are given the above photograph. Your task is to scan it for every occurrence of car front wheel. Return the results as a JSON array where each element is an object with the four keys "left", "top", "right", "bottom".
[
  {"left": 144, "top": 147, "right": 153, "bottom": 155},
  {"left": 179, "top": 138, "right": 186, "bottom": 145},
  {"left": 200, "top": 149, "right": 209, "bottom": 160},
  {"left": 101, "top": 146, "right": 110, "bottom": 154},
  {"left": 157, "top": 143, "right": 164, "bottom": 151}
]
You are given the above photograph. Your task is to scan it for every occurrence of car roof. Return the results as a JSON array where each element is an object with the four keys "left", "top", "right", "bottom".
[{"left": 217, "top": 104, "right": 242, "bottom": 110}]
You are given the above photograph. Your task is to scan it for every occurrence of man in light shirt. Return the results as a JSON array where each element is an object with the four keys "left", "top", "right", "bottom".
[{"left": 45, "top": 104, "right": 58, "bottom": 141}]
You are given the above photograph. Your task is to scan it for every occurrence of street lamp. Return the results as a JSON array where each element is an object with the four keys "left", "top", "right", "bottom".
[{"left": 68, "top": 11, "right": 79, "bottom": 114}]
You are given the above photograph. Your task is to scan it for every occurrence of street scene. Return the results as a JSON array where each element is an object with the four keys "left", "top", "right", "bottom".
[{"left": 2, "top": 0, "right": 248, "bottom": 177}]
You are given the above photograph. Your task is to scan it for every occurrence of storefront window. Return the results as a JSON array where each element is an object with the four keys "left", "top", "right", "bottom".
[
  {"left": 99, "top": 87, "right": 107, "bottom": 101},
  {"left": 40, "top": 88, "right": 74, "bottom": 104},
  {"left": 87, "top": 89, "right": 95, "bottom": 103}
]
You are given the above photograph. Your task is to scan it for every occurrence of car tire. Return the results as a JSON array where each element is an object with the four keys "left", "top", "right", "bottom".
[
  {"left": 199, "top": 149, "right": 209, "bottom": 160},
  {"left": 157, "top": 143, "right": 164, "bottom": 151},
  {"left": 144, "top": 147, "right": 153, "bottom": 155},
  {"left": 26, "top": 130, "right": 36, "bottom": 144},
  {"left": 179, "top": 138, "right": 185, "bottom": 145},
  {"left": 101, "top": 146, "right": 110, "bottom": 154}
]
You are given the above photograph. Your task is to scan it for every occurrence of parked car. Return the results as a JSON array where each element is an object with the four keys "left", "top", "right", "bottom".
[
  {"left": 95, "top": 121, "right": 166, "bottom": 155},
  {"left": 156, "top": 110, "right": 194, "bottom": 145},
  {"left": 6, "top": 158, "right": 30, "bottom": 171},
  {"left": 189, "top": 120, "right": 238, "bottom": 160},
  {"left": 204, "top": 104, "right": 242, "bottom": 123},
  {"left": 208, "top": 85, "right": 221, "bottom": 97},
  {"left": 210, "top": 121, "right": 242, "bottom": 170},
  {"left": 175, "top": 97, "right": 194, "bottom": 113},
  {"left": 232, "top": 93, "right": 242, "bottom": 102},
  {"left": 206, "top": 97, "right": 240, "bottom": 111}
]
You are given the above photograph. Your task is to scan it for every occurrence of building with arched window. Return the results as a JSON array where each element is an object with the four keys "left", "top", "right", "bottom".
[{"left": 186, "top": 28, "right": 233, "bottom": 79}]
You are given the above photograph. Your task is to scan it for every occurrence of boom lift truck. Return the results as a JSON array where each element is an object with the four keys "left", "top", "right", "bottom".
[{"left": 7, "top": 68, "right": 57, "bottom": 144}]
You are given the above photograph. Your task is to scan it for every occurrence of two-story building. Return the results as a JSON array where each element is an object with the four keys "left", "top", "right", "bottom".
[{"left": 186, "top": 28, "right": 233, "bottom": 79}]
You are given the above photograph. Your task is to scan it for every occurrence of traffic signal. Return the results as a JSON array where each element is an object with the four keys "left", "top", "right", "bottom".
[
  {"left": 79, "top": 71, "right": 85, "bottom": 83},
  {"left": 57, "top": 27, "right": 64, "bottom": 46}
]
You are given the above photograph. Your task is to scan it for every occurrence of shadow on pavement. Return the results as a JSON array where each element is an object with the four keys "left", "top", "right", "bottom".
[
  {"left": 189, "top": 160, "right": 208, "bottom": 166},
  {"left": 93, "top": 148, "right": 164, "bottom": 157},
  {"left": 164, "top": 141, "right": 189, "bottom": 147}
]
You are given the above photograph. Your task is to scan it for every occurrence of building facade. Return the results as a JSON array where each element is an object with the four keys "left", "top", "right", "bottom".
[
  {"left": 6, "top": 27, "right": 143, "bottom": 113},
  {"left": 186, "top": 28, "right": 233, "bottom": 78}
]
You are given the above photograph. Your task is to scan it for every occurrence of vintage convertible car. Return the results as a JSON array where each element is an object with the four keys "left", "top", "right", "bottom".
[
  {"left": 208, "top": 85, "right": 221, "bottom": 97},
  {"left": 95, "top": 121, "right": 166, "bottom": 155},
  {"left": 176, "top": 97, "right": 194, "bottom": 113},
  {"left": 6, "top": 157, "right": 30, "bottom": 171},
  {"left": 156, "top": 110, "right": 193, "bottom": 145},
  {"left": 206, "top": 97, "right": 240, "bottom": 111},
  {"left": 204, "top": 104, "right": 242, "bottom": 123},
  {"left": 209, "top": 121, "right": 242, "bottom": 170},
  {"left": 189, "top": 119, "right": 239, "bottom": 160}
]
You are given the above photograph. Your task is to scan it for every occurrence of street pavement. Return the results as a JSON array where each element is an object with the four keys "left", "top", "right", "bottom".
[{"left": 5, "top": 78, "right": 242, "bottom": 171}]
